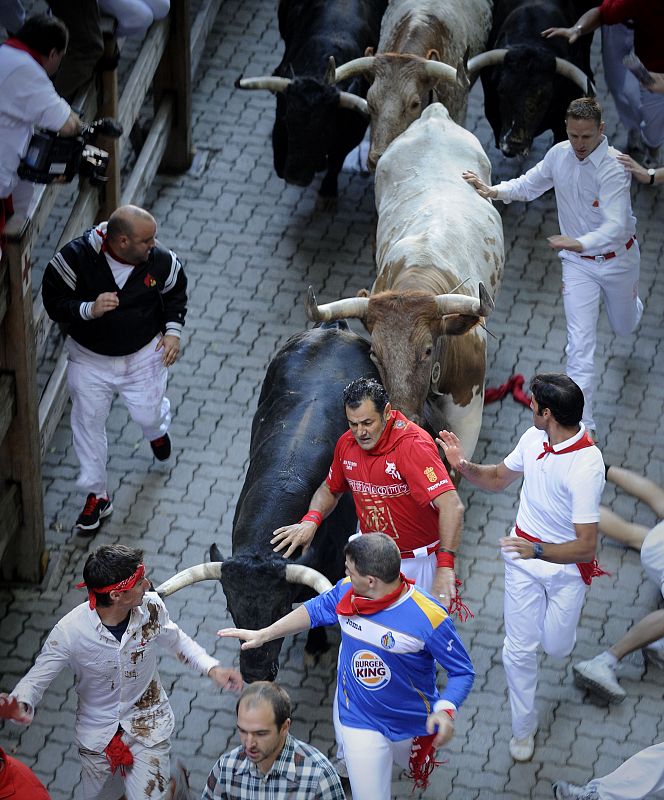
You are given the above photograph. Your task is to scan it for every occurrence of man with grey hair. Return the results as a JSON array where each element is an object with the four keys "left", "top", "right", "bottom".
[
  {"left": 202, "top": 682, "right": 344, "bottom": 799},
  {"left": 219, "top": 533, "right": 475, "bottom": 800},
  {"left": 42, "top": 204, "right": 187, "bottom": 532}
]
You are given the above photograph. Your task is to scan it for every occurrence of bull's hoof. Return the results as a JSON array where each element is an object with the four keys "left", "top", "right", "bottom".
[{"left": 315, "top": 193, "right": 338, "bottom": 212}]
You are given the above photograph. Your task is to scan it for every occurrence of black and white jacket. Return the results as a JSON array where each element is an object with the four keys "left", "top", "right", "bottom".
[{"left": 42, "top": 224, "right": 187, "bottom": 357}]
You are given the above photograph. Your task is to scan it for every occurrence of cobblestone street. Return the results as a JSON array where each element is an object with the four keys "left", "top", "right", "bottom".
[{"left": 1, "top": 1, "right": 663, "bottom": 798}]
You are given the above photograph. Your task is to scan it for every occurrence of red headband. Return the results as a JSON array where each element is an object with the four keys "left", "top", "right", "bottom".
[{"left": 76, "top": 564, "right": 145, "bottom": 609}]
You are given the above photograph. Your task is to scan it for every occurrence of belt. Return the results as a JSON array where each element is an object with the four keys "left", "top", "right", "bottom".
[
  {"left": 399, "top": 542, "right": 439, "bottom": 559},
  {"left": 580, "top": 235, "right": 635, "bottom": 264}
]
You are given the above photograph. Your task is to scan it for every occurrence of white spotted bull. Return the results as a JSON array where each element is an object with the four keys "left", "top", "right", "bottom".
[{"left": 305, "top": 104, "right": 504, "bottom": 461}]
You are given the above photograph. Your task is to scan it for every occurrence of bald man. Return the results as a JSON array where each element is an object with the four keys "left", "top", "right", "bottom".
[{"left": 42, "top": 205, "right": 187, "bottom": 532}]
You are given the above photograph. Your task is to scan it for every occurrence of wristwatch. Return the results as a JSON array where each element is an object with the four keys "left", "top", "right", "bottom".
[
  {"left": 532, "top": 543, "right": 544, "bottom": 559},
  {"left": 648, "top": 168, "right": 656, "bottom": 185}
]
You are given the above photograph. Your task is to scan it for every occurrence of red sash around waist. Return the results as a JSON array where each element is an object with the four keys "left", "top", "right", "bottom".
[{"left": 515, "top": 525, "right": 609, "bottom": 586}]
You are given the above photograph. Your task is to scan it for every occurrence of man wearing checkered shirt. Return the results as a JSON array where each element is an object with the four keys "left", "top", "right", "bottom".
[{"left": 202, "top": 682, "right": 344, "bottom": 800}]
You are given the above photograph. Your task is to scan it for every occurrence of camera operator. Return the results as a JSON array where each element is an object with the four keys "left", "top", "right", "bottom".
[{"left": 0, "top": 14, "right": 82, "bottom": 237}]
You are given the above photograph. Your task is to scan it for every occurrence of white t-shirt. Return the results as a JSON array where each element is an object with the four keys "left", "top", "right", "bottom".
[
  {"left": 503, "top": 424, "right": 605, "bottom": 544},
  {"left": 0, "top": 45, "right": 71, "bottom": 198}
]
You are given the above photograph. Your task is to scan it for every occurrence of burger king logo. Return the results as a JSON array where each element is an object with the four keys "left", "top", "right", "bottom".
[{"left": 352, "top": 649, "right": 391, "bottom": 690}]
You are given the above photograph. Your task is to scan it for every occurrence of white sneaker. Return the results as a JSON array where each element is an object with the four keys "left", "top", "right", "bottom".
[
  {"left": 552, "top": 780, "right": 599, "bottom": 799},
  {"left": 573, "top": 655, "right": 626, "bottom": 703},
  {"left": 509, "top": 731, "right": 535, "bottom": 761}
]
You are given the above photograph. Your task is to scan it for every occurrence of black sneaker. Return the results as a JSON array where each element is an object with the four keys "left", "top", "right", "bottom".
[
  {"left": 150, "top": 433, "right": 171, "bottom": 461},
  {"left": 76, "top": 494, "right": 113, "bottom": 532}
]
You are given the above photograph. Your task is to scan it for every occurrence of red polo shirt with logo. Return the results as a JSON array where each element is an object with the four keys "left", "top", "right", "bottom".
[{"left": 326, "top": 410, "right": 455, "bottom": 551}]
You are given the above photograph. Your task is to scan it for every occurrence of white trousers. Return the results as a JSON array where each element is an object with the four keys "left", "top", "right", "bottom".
[
  {"left": 79, "top": 734, "right": 170, "bottom": 800},
  {"left": 400, "top": 550, "right": 437, "bottom": 593},
  {"left": 589, "top": 741, "right": 664, "bottom": 800},
  {"left": 98, "top": 0, "right": 170, "bottom": 36},
  {"left": 67, "top": 337, "right": 171, "bottom": 496},
  {"left": 561, "top": 248, "right": 642, "bottom": 431},
  {"left": 339, "top": 723, "right": 412, "bottom": 800},
  {"left": 502, "top": 547, "right": 587, "bottom": 740}
]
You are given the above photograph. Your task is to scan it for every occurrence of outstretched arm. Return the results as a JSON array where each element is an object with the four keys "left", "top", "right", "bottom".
[
  {"left": 437, "top": 430, "right": 521, "bottom": 492},
  {"left": 217, "top": 604, "right": 312, "bottom": 650},
  {"left": 541, "top": 7, "right": 601, "bottom": 43},
  {"left": 271, "top": 481, "right": 341, "bottom": 557}
]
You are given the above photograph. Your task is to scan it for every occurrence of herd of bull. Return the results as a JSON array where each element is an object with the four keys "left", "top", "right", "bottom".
[{"left": 156, "top": 0, "right": 599, "bottom": 682}]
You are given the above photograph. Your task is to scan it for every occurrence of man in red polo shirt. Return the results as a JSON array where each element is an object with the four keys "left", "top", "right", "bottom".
[{"left": 271, "top": 377, "right": 463, "bottom": 603}]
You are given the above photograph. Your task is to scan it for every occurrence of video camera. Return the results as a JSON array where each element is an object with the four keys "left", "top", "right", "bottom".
[{"left": 18, "top": 117, "right": 123, "bottom": 187}]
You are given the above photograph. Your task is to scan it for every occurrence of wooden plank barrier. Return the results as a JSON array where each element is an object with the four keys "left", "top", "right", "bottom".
[{"left": 0, "top": 0, "right": 219, "bottom": 583}]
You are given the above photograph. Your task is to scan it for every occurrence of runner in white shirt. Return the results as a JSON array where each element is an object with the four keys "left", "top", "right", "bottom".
[
  {"left": 0, "top": 14, "right": 82, "bottom": 215},
  {"left": 463, "top": 96, "right": 643, "bottom": 436},
  {"left": 0, "top": 544, "right": 243, "bottom": 800},
  {"left": 438, "top": 373, "right": 605, "bottom": 763}
]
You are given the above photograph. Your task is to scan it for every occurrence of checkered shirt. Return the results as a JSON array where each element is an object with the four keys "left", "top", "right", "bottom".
[{"left": 201, "top": 733, "right": 345, "bottom": 799}]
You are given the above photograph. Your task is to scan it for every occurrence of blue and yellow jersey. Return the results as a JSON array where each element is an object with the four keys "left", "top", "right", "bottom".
[{"left": 304, "top": 579, "right": 475, "bottom": 741}]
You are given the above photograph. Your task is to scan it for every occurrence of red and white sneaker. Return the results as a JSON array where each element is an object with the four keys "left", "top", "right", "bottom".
[{"left": 75, "top": 494, "right": 113, "bottom": 532}]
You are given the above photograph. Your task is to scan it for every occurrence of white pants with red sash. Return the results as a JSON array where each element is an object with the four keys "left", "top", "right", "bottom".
[
  {"left": 78, "top": 733, "right": 170, "bottom": 800},
  {"left": 502, "top": 530, "right": 587, "bottom": 740},
  {"left": 561, "top": 244, "right": 642, "bottom": 432}
]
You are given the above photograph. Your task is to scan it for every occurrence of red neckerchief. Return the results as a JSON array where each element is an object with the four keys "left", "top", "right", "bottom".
[
  {"left": 103, "top": 240, "right": 136, "bottom": 266},
  {"left": 76, "top": 564, "right": 145, "bottom": 609},
  {"left": 335, "top": 573, "right": 413, "bottom": 616},
  {"left": 537, "top": 431, "right": 595, "bottom": 460},
  {"left": 515, "top": 526, "right": 610, "bottom": 586},
  {"left": 3, "top": 38, "right": 44, "bottom": 67}
]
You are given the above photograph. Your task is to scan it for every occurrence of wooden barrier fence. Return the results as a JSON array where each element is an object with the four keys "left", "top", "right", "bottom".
[{"left": 0, "top": 0, "right": 222, "bottom": 583}]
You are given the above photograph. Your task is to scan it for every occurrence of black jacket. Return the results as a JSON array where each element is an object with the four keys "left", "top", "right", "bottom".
[{"left": 42, "top": 225, "right": 187, "bottom": 357}]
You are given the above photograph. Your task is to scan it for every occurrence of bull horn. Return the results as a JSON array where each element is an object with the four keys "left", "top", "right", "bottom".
[
  {"left": 155, "top": 562, "right": 223, "bottom": 597},
  {"left": 334, "top": 56, "right": 377, "bottom": 83},
  {"left": 422, "top": 60, "right": 459, "bottom": 85},
  {"left": 434, "top": 282, "right": 494, "bottom": 318},
  {"left": 338, "top": 91, "right": 369, "bottom": 115},
  {"left": 285, "top": 564, "right": 333, "bottom": 594},
  {"left": 235, "top": 76, "right": 292, "bottom": 93},
  {"left": 306, "top": 286, "right": 369, "bottom": 322},
  {"left": 325, "top": 55, "right": 336, "bottom": 85},
  {"left": 466, "top": 48, "right": 508, "bottom": 84},
  {"left": 554, "top": 57, "right": 596, "bottom": 96}
]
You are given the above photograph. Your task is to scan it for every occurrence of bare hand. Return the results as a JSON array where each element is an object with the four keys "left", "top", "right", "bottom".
[
  {"left": 541, "top": 26, "right": 580, "bottom": 44},
  {"left": 217, "top": 627, "right": 267, "bottom": 650},
  {"left": 425, "top": 710, "right": 454, "bottom": 748},
  {"left": 499, "top": 536, "right": 535, "bottom": 559},
  {"left": 616, "top": 153, "right": 651, "bottom": 183},
  {"left": 432, "top": 567, "right": 456, "bottom": 604},
  {"left": 208, "top": 665, "right": 244, "bottom": 692},
  {"left": 271, "top": 522, "right": 317, "bottom": 558},
  {"left": 436, "top": 430, "right": 466, "bottom": 472},
  {"left": 0, "top": 693, "right": 33, "bottom": 724},
  {"left": 643, "top": 71, "right": 664, "bottom": 94},
  {"left": 156, "top": 334, "right": 180, "bottom": 367},
  {"left": 91, "top": 292, "right": 119, "bottom": 318},
  {"left": 547, "top": 235, "right": 582, "bottom": 252},
  {"left": 462, "top": 170, "right": 497, "bottom": 199}
]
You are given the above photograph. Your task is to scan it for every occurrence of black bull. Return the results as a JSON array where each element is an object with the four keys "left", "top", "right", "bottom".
[
  {"left": 213, "top": 322, "right": 379, "bottom": 682},
  {"left": 272, "top": 0, "right": 387, "bottom": 197},
  {"left": 479, "top": 0, "right": 593, "bottom": 157}
]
